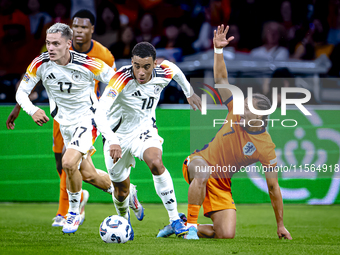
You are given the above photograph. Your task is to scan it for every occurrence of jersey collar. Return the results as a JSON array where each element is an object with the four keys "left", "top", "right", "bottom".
[{"left": 71, "top": 40, "right": 93, "bottom": 54}]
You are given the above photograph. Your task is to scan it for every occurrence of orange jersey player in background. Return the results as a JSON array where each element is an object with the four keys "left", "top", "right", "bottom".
[{"left": 181, "top": 25, "right": 292, "bottom": 240}]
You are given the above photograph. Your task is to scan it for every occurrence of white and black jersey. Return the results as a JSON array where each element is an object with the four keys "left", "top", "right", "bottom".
[
  {"left": 16, "top": 51, "right": 116, "bottom": 126},
  {"left": 95, "top": 60, "right": 193, "bottom": 146}
]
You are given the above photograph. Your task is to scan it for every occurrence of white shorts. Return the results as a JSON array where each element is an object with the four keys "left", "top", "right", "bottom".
[
  {"left": 104, "top": 126, "right": 164, "bottom": 182},
  {"left": 60, "top": 114, "right": 99, "bottom": 155}
]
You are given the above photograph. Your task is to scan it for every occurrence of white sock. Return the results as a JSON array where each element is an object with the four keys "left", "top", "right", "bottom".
[
  {"left": 153, "top": 169, "right": 179, "bottom": 222},
  {"left": 187, "top": 223, "right": 197, "bottom": 229},
  {"left": 112, "top": 194, "right": 129, "bottom": 220},
  {"left": 67, "top": 189, "right": 81, "bottom": 214}
]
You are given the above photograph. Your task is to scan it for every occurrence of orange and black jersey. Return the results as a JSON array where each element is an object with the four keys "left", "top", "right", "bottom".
[{"left": 194, "top": 96, "right": 277, "bottom": 183}]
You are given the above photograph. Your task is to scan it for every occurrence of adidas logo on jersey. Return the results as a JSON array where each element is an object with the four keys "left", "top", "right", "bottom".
[
  {"left": 70, "top": 140, "right": 79, "bottom": 146},
  {"left": 46, "top": 73, "right": 56, "bottom": 79},
  {"left": 132, "top": 90, "right": 142, "bottom": 96}
]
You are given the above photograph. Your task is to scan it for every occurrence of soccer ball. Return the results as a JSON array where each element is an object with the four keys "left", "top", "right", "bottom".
[{"left": 99, "top": 215, "right": 132, "bottom": 243}]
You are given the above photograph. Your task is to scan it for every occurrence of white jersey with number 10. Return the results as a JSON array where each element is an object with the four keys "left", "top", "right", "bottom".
[{"left": 96, "top": 60, "right": 193, "bottom": 145}]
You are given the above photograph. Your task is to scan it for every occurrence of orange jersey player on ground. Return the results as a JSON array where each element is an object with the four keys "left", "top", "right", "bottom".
[
  {"left": 181, "top": 24, "right": 292, "bottom": 240},
  {"left": 183, "top": 95, "right": 278, "bottom": 211}
]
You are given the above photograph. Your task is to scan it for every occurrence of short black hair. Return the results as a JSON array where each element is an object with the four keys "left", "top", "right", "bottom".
[
  {"left": 72, "top": 9, "right": 95, "bottom": 25},
  {"left": 132, "top": 42, "right": 156, "bottom": 60}
]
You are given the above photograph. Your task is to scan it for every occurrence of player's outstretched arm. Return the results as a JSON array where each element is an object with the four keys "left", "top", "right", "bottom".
[
  {"left": 265, "top": 170, "right": 292, "bottom": 240},
  {"left": 213, "top": 24, "right": 234, "bottom": 102},
  {"left": 165, "top": 60, "right": 202, "bottom": 112}
]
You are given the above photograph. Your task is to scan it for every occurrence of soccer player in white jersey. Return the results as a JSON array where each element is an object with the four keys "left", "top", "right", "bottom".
[
  {"left": 15, "top": 23, "right": 132, "bottom": 236},
  {"left": 95, "top": 42, "right": 202, "bottom": 237},
  {"left": 7, "top": 10, "right": 143, "bottom": 228}
]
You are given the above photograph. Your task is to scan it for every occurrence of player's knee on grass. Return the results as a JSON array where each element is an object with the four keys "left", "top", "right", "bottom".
[
  {"left": 211, "top": 209, "right": 236, "bottom": 239},
  {"left": 197, "top": 224, "right": 215, "bottom": 238},
  {"left": 213, "top": 219, "right": 236, "bottom": 239},
  {"left": 197, "top": 224, "right": 235, "bottom": 239},
  {"left": 214, "top": 228, "right": 235, "bottom": 239}
]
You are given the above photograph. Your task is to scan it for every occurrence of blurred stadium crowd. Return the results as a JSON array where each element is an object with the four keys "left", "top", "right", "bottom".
[{"left": 1, "top": 0, "right": 340, "bottom": 104}]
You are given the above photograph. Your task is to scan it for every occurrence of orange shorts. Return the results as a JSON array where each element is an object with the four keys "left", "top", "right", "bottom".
[
  {"left": 182, "top": 155, "right": 236, "bottom": 217},
  {"left": 53, "top": 119, "right": 64, "bottom": 153}
]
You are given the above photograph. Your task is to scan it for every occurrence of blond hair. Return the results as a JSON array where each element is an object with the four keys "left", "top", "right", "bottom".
[{"left": 46, "top": 23, "right": 73, "bottom": 40}]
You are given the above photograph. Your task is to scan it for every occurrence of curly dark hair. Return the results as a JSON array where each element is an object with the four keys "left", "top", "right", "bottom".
[{"left": 132, "top": 42, "right": 156, "bottom": 60}]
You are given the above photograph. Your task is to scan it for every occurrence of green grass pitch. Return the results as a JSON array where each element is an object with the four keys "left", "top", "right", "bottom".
[{"left": 0, "top": 203, "right": 339, "bottom": 254}]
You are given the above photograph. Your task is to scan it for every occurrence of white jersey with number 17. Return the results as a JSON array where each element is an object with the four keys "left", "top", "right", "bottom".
[{"left": 16, "top": 50, "right": 116, "bottom": 126}]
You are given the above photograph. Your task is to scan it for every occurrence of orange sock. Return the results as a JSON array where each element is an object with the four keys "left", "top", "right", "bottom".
[
  {"left": 56, "top": 170, "right": 69, "bottom": 217},
  {"left": 187, "top": 204, "right": 201, "bottom": 225}
]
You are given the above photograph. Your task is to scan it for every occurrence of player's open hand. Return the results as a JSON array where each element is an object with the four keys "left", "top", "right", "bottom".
[
  {"left": 187, "top": 93, "right": 202, "bottom": 112},
  {"left": 32, "top": 109, "right": 49, "bottom": 126},
  {"left": 6, "top": 104, "right": 21, "bottom": 130},
  {"left": 213, "top": 24, "right": 234, "bottom": 49},
  {"left": 277, "top": 226, "right": 292, "bottom": 240},
  {"left": 109, "top": 144, "right": 122, "bottom": 163}
]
